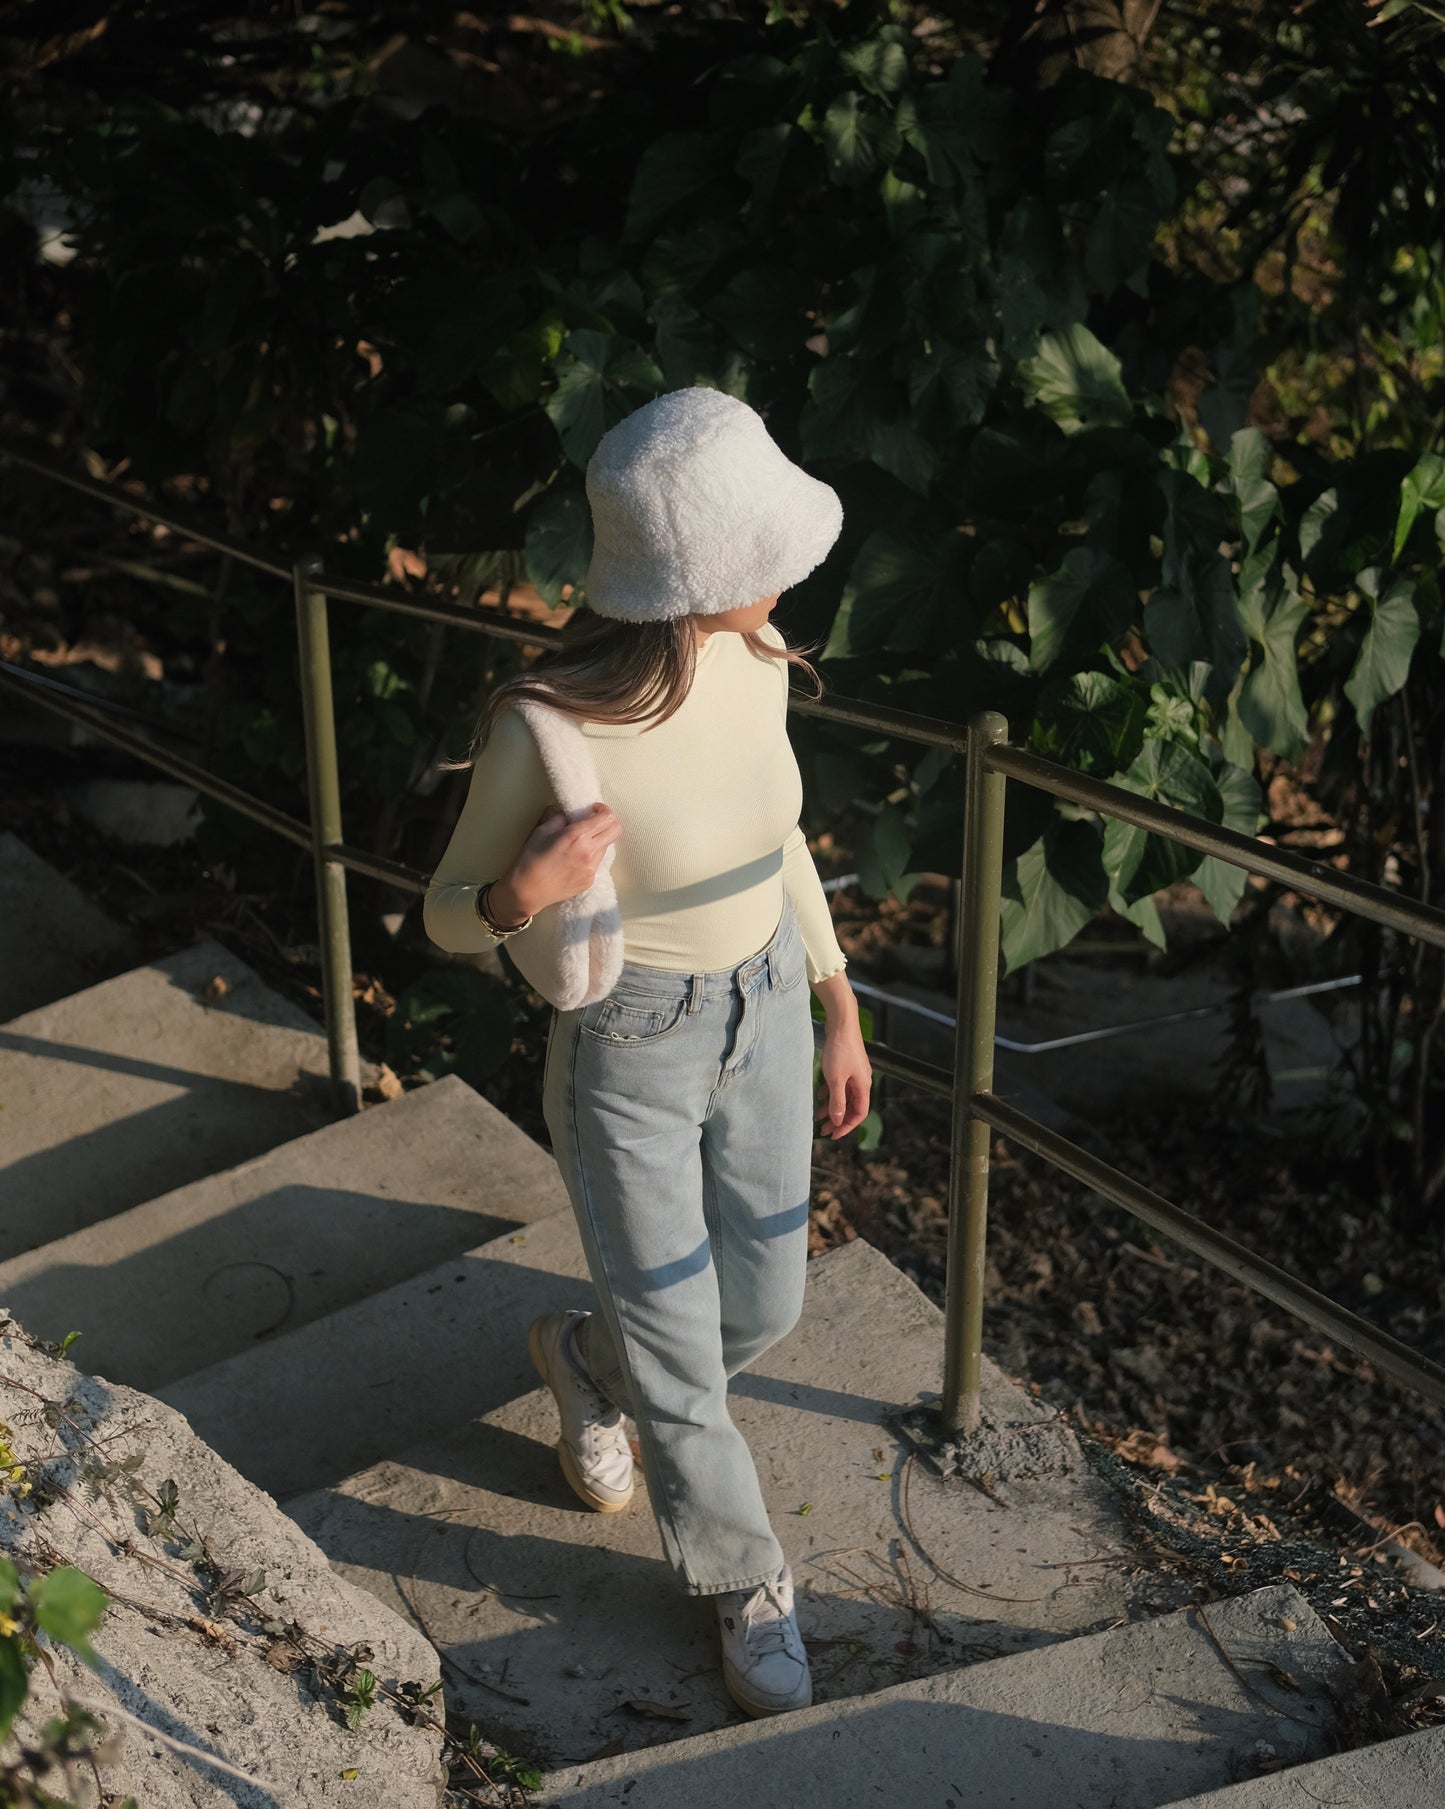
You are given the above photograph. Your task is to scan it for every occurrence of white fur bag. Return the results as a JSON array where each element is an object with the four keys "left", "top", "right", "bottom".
[{"left": 497, "top": 697, "right": 625, "bottom": 1011}]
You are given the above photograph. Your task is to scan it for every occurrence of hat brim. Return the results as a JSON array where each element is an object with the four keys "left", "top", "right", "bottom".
[{"left": 582, "top": 466, "right": 844, "bottom": 623}]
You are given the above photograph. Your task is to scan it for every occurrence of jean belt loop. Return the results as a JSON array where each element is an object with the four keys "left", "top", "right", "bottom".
[{"left": 688, "top": 969, "right": 705, "bottom": 1014}]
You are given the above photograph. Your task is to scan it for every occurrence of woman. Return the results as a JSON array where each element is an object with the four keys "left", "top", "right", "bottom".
[{"left": 422, "top": 385, "right": 872, "bottom": 1720}]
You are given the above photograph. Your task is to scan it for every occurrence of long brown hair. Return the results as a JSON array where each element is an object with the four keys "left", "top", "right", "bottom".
[{"left": 436, "top": 608, "right": 826, "bottom": 771}]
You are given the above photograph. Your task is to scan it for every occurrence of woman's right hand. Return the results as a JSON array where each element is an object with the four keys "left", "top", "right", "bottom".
[{"left": 504, "top": 803, "right": 621, "bottom": 916}]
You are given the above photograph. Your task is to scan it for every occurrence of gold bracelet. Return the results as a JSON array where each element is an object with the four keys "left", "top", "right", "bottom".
[{"left": 475, "top": 881, "right": 533, "bottom": 939}]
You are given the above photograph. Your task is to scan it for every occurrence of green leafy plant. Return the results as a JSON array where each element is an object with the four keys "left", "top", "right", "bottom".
[
  {"left": 385, "top": 967, "right": 515, "bottom": 1087},
  {"left": 336, "top": 1665, "right": 376, "bottom": 1732},
  {"left": 0, "top": 1552, "right": 136, "bottom": 1808},
  {"left": 7, "top": 6, "right": 1444, "bottom": 1210}
]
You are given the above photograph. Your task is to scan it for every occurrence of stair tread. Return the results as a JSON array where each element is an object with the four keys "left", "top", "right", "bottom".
[
  {"left": 535, "top": 1579, "right": 1353, "bottom": 1807},
  {"left": 284, "top": 1238, "right": 1170, "bottom": 1770},
  {"left": 0, "top": 831, "right": 136, "bottom": 1022},
  {"left": 0, "top": 1073, "right": 567, "bottom": 1389},
  {"left": 1155, "top": 1723, "right": 1445, "bottom": 1809},
  {"left": 158, "top": 1205, "right": 593, "bottom": 1498},
  {"left": 0, "top": 935, "right": 376, "bottom": 1257}
]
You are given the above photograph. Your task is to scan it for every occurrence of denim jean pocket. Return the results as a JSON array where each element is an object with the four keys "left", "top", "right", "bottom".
[
  {"left": 774, "top": 935, "right": 807, "bottom": 992},
  {"left": 580, "top": 991, "right": 690, "bottom": 1047}
]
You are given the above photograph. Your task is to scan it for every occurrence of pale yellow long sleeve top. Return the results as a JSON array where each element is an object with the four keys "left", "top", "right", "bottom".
[{"left": 422, "top": 620, "right": 849, "bottom": 985}]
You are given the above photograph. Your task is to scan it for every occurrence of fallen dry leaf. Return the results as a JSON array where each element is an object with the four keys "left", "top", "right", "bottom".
[
  {"left": 623, "top": 1699, "right": 690, "bottom": 1722},
  {"left": 370, "top": 1062, "right": 404, "bottom": 1102}
]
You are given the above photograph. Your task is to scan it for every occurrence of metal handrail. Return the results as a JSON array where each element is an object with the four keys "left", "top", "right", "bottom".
[
  {"left": 0, "top": 442, "right": 293, "bottom": 581},
  {"left": 5, "top": 443, "right": 1442, "bottom": 1436}
]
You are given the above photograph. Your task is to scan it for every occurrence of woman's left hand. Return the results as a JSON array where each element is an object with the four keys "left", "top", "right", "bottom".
[{"left": 815, "top": 1009, "right": 873, "bottom": 1140}]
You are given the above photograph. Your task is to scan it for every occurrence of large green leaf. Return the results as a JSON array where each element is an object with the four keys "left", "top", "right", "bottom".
[
  {"left": 708, "top": 53, "right": 795, "bottom": 131},
  {"left": 624, "top": 132, "right": 730, "bottom": 241},
  {"left": 735, "top": 123, "right": 798, "bottom": 231},
  {"left": 907, "top": 335, "right": 998, "bottom": 434},
  {"left": 1101, "top": 739, "right": 1223, "bottom": 903},
  {"left": 1027, "top": 546, "right": 1136, "bottom": 674},
  {"left": 1000, "top": 817, "right": 1108, "bottom": 974},
  {"left": 1016, "top": 324, "right": 1131, "bottom": 434},
  {"left": 820, "top": 92, "right": 902, "bottom": 186},
  {"left": 1392, "top": 453, "right": 1445, "bottom": 560},
  {"left": 1032, "top": 670, "right": 1148, "bottom": 776},
  {"left": 1235, "top": 558, "right": 1310, "bottom": 758},
  {"left": 1344, "top": 569, "right": 1421, "bottom": 738},
  {"left": 911, "top": 229, "right": 989, "bottom": 331},
  {"left": 1145, "top": 552, "right": 1246, "bottom": 704},
  {"left": 31, "top": 1566, "right": 107, "bottom": 1669},
  {"left": 1225, "top": 428, "right": 1283, "bottom": 554},
  {"left": 1150, "top": 463, "right": 1251, "bottom": 709},
  {"left": 827, "top": 530, "right": 963, "bottom": 657},
  {"left": 839, "top": 27, "right": 912, "bottom": 98},
  {"left": 1298, "top": 487, "right": 1338, "bottom": 569},
  {"left": 1084, "top": 176, "right": 1159, "bottom": 298},
  {"left": 880, "top": 168, "right": 929, "bottom": 237},
  {"left": 802, "top": 352, "right": 936, "bottom": 493},
  {"left": 479, "top": 310, "right": 566, "bottom": 412},
  {"left": 0, "top": 1637, "right": 25, "bottom": 1747},
  {"left": 1108, "top": 885, "right": 1166, "bottom": 949},
  {"left": 649, "top": 294, "right": 719, "bottom": 388},
  {"left": 525, "top": 488, "right": 592, "bottom": 609},
  {"left": 799, "top": 354, "right": 895, "bottom": 462},
  {"left": 387, "top": 968, "right": 515, "bottom": 1088},
  {"left": 705, "top": 265, "right": 811, "bottom": 362},
  {"left": 943, "top": 51, "right": 1016, "bottom": 162},
  {"left": 1192, "top": 762, "right": 1264, "bottom": 928},
  {"left": 1158, "top": 466, "right": 1228, "bottom": 579},
  {"left": 865, "top": 417, "right": 939, "bottom": 493},
  {"left": 639, "top": 216, "right": 748, "bottom": 292},
  {"left": 544, "top": 331, "right": 664, "bottom": 468},
  {"left": 895, "top": 83, "right": 976, "bottom": 187},
  {"left": 856, "top": 800, "right": 919, "bottom": 902}
]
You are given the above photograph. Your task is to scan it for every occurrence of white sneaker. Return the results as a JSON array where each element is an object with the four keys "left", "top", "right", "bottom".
[
  {"left": 527, "top": 1310, "right": 635, "bottom": 1514},
  {"left": 716, "top": 1562, "right": 812, "bottom": 1717}
]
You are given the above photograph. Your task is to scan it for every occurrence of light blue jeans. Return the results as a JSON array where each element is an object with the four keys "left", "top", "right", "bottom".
[{"left": 541, "top": 893, "right": 815, "bottom": 1597}]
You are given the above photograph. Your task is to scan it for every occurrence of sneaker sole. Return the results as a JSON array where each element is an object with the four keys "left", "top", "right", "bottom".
[
  {"left": 527, "top": 1317, "right": 635, "bottom": 1515},
  {"left": 721, "top": 1661, "right": 813, "bottom": 1719}
]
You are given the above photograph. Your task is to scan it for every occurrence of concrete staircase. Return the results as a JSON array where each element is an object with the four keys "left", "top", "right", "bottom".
[{"left": 1, "top": 830, "right": 1439, "bottom": 1809}]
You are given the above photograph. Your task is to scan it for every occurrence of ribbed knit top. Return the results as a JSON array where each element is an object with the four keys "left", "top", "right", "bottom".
[{"left": 422, "top": 620, "right": 849, "bottom": 985}]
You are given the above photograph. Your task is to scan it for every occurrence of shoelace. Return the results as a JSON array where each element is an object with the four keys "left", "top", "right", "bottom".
[
  {"left": 562, "top": 1327, "right": 619, "bottom": 1428},
  {"left": 737, "top": 1576, "right": 795, "bottom": 1657}
]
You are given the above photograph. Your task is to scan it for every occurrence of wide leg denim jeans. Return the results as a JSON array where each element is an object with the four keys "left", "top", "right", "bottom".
[{"left": 540, "top": 893, "right": 815, "bottom": 1598}]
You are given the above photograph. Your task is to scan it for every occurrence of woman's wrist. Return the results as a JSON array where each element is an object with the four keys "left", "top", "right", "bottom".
[
  {"left": 483, "top": 872, "right": 536, "bottom": 927},
  {"left": 809, "top": 968, "right": 858, "bottom": 1025}
]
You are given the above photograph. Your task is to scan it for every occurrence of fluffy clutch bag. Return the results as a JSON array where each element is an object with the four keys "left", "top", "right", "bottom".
[{"left": 497, "top": 697, "right": 625, "bottom": 1011}]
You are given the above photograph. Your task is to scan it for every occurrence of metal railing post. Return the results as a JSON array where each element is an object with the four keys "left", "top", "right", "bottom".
[
  {"left": 942, "top": 711, "right": 1008, "bottom": 1435},
  {"left": 293, "top": 554, "right": 363, "bottom": 1116}
]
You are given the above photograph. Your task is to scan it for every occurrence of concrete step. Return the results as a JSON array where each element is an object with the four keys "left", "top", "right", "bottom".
[
  {"left": 0, "top": 1073, "right": 566, "bottom": 1390},
  {"left": 159, "top": 1204, "right": 591, "bottom": 1500},
  {"left": 0, "top": 831, "right": 136, "bottom": 1021},
  {"left": 285, "top": 1238, "right": 1180, "bottom": 1769},
  {"left": 0, "top": 935, "right": 376, "bottom": 1260},
  {"left": 1159, "top": 1724, "right": 1445, "bottom": 1809},
  {"left": 537, "top": 1580, "right": 1353, "bottom": 1808}
]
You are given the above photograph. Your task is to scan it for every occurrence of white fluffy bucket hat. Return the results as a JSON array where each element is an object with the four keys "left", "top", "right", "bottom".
[{"left": 581, "top": 385, "right": 844, "bottom": 622}]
